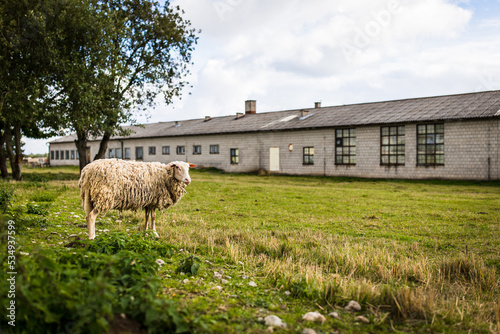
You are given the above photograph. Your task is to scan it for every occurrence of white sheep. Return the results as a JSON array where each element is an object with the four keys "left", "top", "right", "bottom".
[{"left": 79, "top": 159, "right": 196, "bottom": 239}]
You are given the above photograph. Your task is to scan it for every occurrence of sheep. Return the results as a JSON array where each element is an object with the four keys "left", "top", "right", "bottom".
[{"left": 79, "top": 159, "right": 196, "bottom": 239}]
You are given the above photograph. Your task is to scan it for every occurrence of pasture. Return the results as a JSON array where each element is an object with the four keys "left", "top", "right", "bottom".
[{"left": 1, "top": 166, "right": 499, "bottom": 333}]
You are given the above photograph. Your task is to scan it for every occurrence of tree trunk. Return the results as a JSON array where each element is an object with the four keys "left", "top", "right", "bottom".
[
  {"left": 13, "top": 125, "right": 23, "bottom": 181},
  {"left": 75, "top": 130, "right": 89, "bottom": 172},
  {"left": 0, "top": 127, "right": 9, "bottom": 179},
  {"left": 93, "top": 131, "right": 111, "bottom": 160},
  {"left": 5, "top": 126, "right": 22, "bottom": 181}
]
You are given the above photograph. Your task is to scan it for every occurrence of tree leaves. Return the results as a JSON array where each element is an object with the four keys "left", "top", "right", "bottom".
[{"left": 1, "top": 0, "right": 199, "bottom": 171}]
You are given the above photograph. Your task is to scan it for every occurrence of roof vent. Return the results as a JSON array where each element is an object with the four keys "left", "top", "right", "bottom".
[
  {"left": 245, "top": 100, "right": 256, "bottom": 114},
  {"left": 174, "top": 121, "right": 181, "bottom": 127},
  {"left": 204, "top": 116, "right": 212, "bottom": 122},
  {"left": 314, "top": 102, "right": 321, "bottom": 108},
  {"left": 236, "top": 112, "right": 244, "bottom": 119},
  {"left": 300, "top": 110, "right": 309, "bottom": 117}
]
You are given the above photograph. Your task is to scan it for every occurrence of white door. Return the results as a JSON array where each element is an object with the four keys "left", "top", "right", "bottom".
[{"left": 270, "top": 147, "right": 280, "bottom": 172}]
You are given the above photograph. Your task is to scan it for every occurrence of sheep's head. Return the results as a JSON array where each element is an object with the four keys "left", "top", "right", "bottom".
[{"left": 169, "top": 161, "right": 197, "bottom": 185}]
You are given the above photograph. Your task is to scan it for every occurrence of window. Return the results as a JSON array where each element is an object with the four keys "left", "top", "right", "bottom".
[
  {"left": 335, "top": 128, "right": 356, "bottom": 165},
  {"left": 60, "top": 150, "right": 64, "bottom": 160},
  {"left": 230, "top": 148, "right": 239, "bottom": 164},
  {"left": 210, "top": 145, "right": 219, "bottom": 154},
  {"left": 116, "top": 148, "right": 122, "bottom": 159},
  {"left": 381, "top": 126, "right": 405, "bottom": 165},
  {"left": 109, "top": 148, "right": 115, "bottom": 158},
  {"left": 136, "top": 147, "right": 143, "bottom": 160},
  {"left": 303, "top": 147, "right": 314, "bottom": 165},
  {"left": 51, "top": 151, "right": 54, "bottom": 160},
  {"left": 162, "top": 146, "right": 170, "bottom": 155},
  {"left": 148, "top": 146, "right": 156, "bottom": 155},
  {"left": 417, "top": 124, "right": 444, "bottom": 165},
  {"left": 76, "top": 150, "right": 79, "bottom": 159},
  {"left": 55, "top": 151, "right": 59, "bottom": 160},
  {"left": 124, "top": 148, "right": 131, "bottom": 159},
  {"left": 193, "top": 145, "right": 201, "bottom": 155},
  {"left": 176, "top": 146, "right": 185, "bottom": 155},
  {"left": 65, "top": 150, "right": 69, "bottom": 160},
  {"left": 71, "top": 150, "right": 75, "bottom": 160}
]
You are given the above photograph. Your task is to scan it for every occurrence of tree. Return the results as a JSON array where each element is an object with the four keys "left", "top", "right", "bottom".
[
  {"left": 0, "top": 0, "right": 60, "bottom": 180},
  {"left": 0, "top": 0, "right": 198, "bottom": 177},
  {"left": 50, "top": 0, "right": 198, "bottom": 171}
]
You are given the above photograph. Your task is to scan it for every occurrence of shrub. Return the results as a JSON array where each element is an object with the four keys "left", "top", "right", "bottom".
[
  {"left": 26, "top": 203, "right": 50, "bottom": 216},
  {"left": 15, "top": 216, "right": 48, "bottom": 229},
  {"left": 0, "top": 246, "right": 188, "bottom": 333},
  {"left": 26, "top": 174, "right": 48, "bottom": 183},
  {"left": 176, "top": 255, "right": 201, "bottom": 276},
  {"left": 87, "top": 231, "right": 176, "bottom": 258},
  {"left": 30, "top": 191, "right": 57, "bottom": 202},
  {"left": 0, "top": 187, "right": 14, "bottom": 213}
]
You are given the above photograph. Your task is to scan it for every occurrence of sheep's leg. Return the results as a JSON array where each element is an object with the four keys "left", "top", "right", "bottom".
[
  {"left": 151, "top": 210, "right": 159, "bottom": 238},
  {"left": 144, "top": 208, "right": 150, "bottom": 231},
  {"left": 84, "top": 190, "right": 98, "bottom": 240},
  {"left": 87, "top": 209, "right": 99, "bottom": 240}
]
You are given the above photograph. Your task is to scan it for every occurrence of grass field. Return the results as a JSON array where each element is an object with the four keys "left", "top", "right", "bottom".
[{"left": 1, "top": 166, "right": 500, "bottom": 333}]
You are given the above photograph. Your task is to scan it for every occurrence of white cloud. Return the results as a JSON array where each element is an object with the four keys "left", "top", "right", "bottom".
[
  {"left": 479, "top": 19, "right": 500, "bottom": 28},
  {"left": 154, "top": 0, "right": 475, "bottom": 116}
]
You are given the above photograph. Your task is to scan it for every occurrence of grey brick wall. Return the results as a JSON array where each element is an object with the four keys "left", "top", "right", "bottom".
[{"left": 49, "top": 119, "right": 500, "bottom": 180}]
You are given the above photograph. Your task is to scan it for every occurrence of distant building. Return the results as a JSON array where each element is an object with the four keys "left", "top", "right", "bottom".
[{"left": 49, "top": 90, "right": 500, "bottom": 180}]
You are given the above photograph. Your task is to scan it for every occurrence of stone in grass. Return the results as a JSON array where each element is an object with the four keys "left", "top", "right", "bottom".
[
  {"left": 356, "top": 315, "right": 370, "bottom": 324},
  {"left": 302, "top": 329, "right": 317, "bottom": 334},
  {"left": 214, "top": 272, "right": 223, "bottom": 280},
  {"left": 328, "top": 311, "right": 340, "bottom": 319},
  {"left": 248, "top": 281, "right": 257, "bottom": 287},
  {"left": 156, "top": 259, "right": 165, "bottom": 267},
  {"left": 264, "top": 315, "right": 286, "bottom": 328},
  {"left": 302, "top": 311, "right": 326, "bottom": 323},
  {"left": 345, "top": 300, "right": 362, "bottom": 312},
  {"left": 221, "top": 279, "right": 229, "bottom": 284},
  {"left": 213, "top": 286, "right": 223, "bottom": 291}
]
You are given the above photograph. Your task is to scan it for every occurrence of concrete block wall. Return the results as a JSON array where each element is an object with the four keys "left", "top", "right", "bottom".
[
  {"left": 49, "top": 119, "right": 500, "bottom": 180},
  {"left": 47, "top": 142, "right": 80, "bottom": 166},
  {"left": 261, "top": 119, "right": 499, "bottom": 180}
]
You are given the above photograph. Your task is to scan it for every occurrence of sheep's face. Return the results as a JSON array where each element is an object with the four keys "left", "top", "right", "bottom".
[{"left": 170, "top": 161, "right": 197, "bottom": 185}]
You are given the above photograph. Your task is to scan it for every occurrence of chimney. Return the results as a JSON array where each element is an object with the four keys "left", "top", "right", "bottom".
[
  {"left": 236, "top": 112, "right": 244, "bottom": 119},
  {"left": 300, "top": 110, "right": 309, "bottom": 117},
  {"left": 245, "top": 100, "right": 256, "bottom": 114},
  {"left": 314, "top": 102, "right": 321, "bottom": 108}
]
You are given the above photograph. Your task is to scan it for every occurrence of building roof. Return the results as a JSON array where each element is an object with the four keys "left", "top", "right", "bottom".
[{"left": 50, "top": 90, "right": 500, "bottom": 143}]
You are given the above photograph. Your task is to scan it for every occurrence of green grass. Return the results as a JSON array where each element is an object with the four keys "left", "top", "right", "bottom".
[{"left": 1, "top": 166, "right": 500, "bottom": 333}]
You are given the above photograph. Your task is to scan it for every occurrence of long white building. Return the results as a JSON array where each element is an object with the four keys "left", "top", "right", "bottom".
[{"left": 49, "top": 90, "right": 500, "bottom": 180}]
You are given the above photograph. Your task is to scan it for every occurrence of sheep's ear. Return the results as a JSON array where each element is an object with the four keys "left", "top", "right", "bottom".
[{"left": 188, "top": 163, "right": 197, "bottom": 168}]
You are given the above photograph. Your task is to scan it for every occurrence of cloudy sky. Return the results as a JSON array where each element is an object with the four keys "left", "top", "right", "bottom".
[{"left": 25, "top": 0, "right": 500, "bottom": 154}]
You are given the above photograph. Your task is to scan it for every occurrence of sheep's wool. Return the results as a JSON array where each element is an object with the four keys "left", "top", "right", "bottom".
[{"left": 79, "top": 159, "right": 186, "bottom": 214}]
